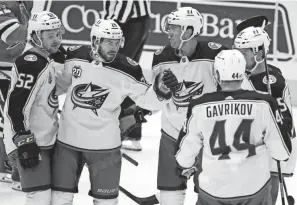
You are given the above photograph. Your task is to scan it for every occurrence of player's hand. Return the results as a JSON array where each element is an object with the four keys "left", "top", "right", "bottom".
[
  {"left": 181, "top": 166, "right": 197, "bottom": 179},
  {"left": 153, "top": 72, "right": 172, "bottom": 100},
  {"left": 134, "top": 107, "right": 151, "bottom": 124},
  {"left": 162, "top": 69, "right": 181, "bottom": 92},
  {"left": 119, "top": 114, "right": 138, "bottom": 141},
  {"left": 18, "top": 1, "right": 31, "bottom": 27},
  {"left": 13, "top": 131, "right": 40, "bottom": 169}
]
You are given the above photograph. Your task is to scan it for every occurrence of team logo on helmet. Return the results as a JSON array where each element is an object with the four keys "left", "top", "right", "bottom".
[
  {"left": 208, "top": 42, "right": 222, "bottom": 50},
  {"left": 24, "top": 54, "right": 37, "bottom": 61},
  {"left": 48, "top": 86, "right": 59, "bottom": 113},
  {"left": 263, "top": 75, "right": 277, "bottom": 84},
  {"left": 71, "top": 83, "right": 109, "bottom": 116}
]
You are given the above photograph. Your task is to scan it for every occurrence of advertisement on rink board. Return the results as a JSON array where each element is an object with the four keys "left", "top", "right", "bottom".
[{"left": 37, "top": 0, "right": 297, "bottom": 104}]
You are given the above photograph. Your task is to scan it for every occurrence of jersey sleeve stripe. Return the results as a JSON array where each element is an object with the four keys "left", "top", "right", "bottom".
[
  {"left": 268, "top": 106, "right": 291, "bottom": 155},
  {"left": 1, "top": 22, "right": 20, "bottom": 43},
  {"left": 0, "top": 18, "right": 19, "bottom": 31}
]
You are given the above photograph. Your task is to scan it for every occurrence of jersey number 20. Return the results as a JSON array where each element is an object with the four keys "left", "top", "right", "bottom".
[{"left": 210, "top": 119, "right": 256, "bottom": 160}]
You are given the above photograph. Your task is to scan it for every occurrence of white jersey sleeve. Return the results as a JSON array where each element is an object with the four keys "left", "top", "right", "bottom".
[{"left": 175, "top": 103, "right": 203, "bottom": 169}]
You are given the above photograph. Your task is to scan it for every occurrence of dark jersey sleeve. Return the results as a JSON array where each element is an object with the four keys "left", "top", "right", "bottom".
[{"left": 7, "top": 52, "right": 48, "bottom": 133}]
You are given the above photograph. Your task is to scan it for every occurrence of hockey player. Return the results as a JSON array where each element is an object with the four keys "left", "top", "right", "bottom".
[
  {"left": 51, "top": 19, "right": 160, "bottom": 205},
  {"left": 234, "top": 26, "right": 297, "bottom": 204},
  {"left": 0, "top": 0, "right": 32, "bottom": 188},
  {"left": 151, "top": 7, "right": 226, "bottom": 205},
  {"left": 3, "top": 11, "right": 64, "bottom": 205},
  {"left": 176, "top": 49, "right": 292, "bottom": 205}
]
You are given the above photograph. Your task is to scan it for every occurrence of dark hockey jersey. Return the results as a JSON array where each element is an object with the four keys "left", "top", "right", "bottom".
[
  {"left": 4, "top": 47, "right": 60, "bottom": 155},
  {"left": 57, "top": 45, "right": 160, "bottom": 151},
  {"left": 241, "top": 64, "right": 296, "bottom": 176},
  {"left": 152, "top": 41, "right": 226, "bottom": 140},
  {"left": 176, "top": 90, "right": 291, "bottom": 198}
]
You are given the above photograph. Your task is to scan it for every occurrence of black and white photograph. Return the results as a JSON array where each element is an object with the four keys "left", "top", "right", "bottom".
[{"left": 0, "top": 0, "right": 296, "bottom": 204}]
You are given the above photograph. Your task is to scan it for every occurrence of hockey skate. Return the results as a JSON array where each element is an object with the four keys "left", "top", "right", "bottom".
[
  {"left": 12, "top": 180, "right": 22, "bottom": 191},
  {"left": 122, "top": 138, "right": 142, "bottom": 151},
  {"left": 0, "top": 172, "right": 12, "bottom": 183}
]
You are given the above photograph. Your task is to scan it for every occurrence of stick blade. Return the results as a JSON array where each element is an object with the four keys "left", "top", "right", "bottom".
[{"left": 236, "top": 16, "right": 269, "bottom": 33}]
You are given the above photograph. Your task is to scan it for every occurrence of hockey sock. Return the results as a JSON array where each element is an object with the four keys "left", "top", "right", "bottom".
[{"left": 159, "top": 190, "right": 186, "bottom": 205}]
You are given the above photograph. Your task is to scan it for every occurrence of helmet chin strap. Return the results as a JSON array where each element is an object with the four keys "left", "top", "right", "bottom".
[
  {"left": 31, "top": 31, "right": 61, "bottom": 54},
  {"left": 92, "top": 40, "right": 119, "bottom": 64},
  {"left": 248, "top": 54, "right": 264, "bottom": 73},
  {"left": 177, "top": 30, "right": 195, "bottom": 51}
]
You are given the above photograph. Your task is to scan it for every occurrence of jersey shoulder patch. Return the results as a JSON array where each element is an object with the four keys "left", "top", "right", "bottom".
[
  {"left": 263, "top": 75, "right": 277, "bottom": 85},
  {"left": 195, "top": 41, "right": 227, "bottom": 60},
  {"left": 15, "top": 51, "right": 48, "bottom": 76},
  {"left": 152, "top": 45, "right": 176, "bottom": 67},
  {"left": 208, "top": 42, "right": 222, "bottom": 50},
  {"left": 68, "top": 45, "right": 82, "bottom": 52},
  {"left": 24, "top": 54, "right": 37, "bottom": 62},
  {"left": 66, "top": 45, "right": 92, "bottom": 62},
  {"left": 106, "top": 53, "right": 144, "bottom": 82},
  {"left": 154, "top": 46, "right": 166, "bottom": 56},
  {"left": 126, "top": 57, "right": 139, "bottom": 66}
]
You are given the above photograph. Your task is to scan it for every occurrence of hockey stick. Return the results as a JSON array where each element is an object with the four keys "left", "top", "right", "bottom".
[
  {"left": 122, "top": 153, "right": 138, "bottom": 166},
  {"left": 119, "top": 186, "right": 159, "bottom": 205},
  {"left": 283, "top": 176, "right": 295, "bottom": 205},
  {"left": 263, "top": 41, "right": 286, "bottom": 205}
]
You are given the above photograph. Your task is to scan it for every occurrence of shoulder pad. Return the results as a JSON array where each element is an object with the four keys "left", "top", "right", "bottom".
[
  {"left": 245, "top": 91, "right": 278, "bottom": 110},
  {"left": 267, "top": 70, "right": 286, "bottom": 97},
  {"left": 66, "top": 45, "right": 92, "bottom": 62},
  {"left": 15, "top": 51, "right": 48, "bottom": 76},
  {"left": 106, "top": 54, "right": 144, "bottom": 81},
  {"left": 268, "top": 64, "right": 282, "bottom": 75},
  {"left": 152, "top": 45, "right": 177, "bottom": 67},
  {"left": 196, "top": 41, "right": 228, "bottom": 60}
]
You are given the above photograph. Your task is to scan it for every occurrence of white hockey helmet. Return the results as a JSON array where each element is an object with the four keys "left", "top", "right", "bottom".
[
  {"left": 234, "top": 26, "right": 271, "bottom": 55},
  {"left": 28, "top": 11, "right": 63, "bottom": 49},
  {"left": 90, "top": 19, "right": 124, "bottom": 62},
  {"left": 163, "top": 7, "right": 203, "bottom": 49},
  {"left": 29, "top": 11, "right": 62, "bottom": 35},
  {"left": 214, "top": 50, "right": 246, "bottom": 84}
]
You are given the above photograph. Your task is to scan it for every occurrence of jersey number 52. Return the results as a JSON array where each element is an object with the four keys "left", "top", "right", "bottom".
[
  {"left": 210, "top": 119, "right": 256, "bottom": 160},
  {"left": 16, "top": 73, "right": 34, "bottom": 90}
]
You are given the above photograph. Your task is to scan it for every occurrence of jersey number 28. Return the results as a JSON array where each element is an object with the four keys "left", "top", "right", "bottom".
[{"left": 210, "top": 119, "right": 256, "bottom": 160}]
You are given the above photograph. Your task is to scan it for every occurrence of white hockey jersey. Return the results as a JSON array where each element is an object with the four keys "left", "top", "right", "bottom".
[
  {"left": 241, "top": 65, "right": 297, "bottom": 176},
  {"left": 151, "top": 42, "right": 225, "bottom": 140},
  {"left": 176, "top": 90, "right": 291, "bottom": 198},
  {"left": 57, "top": 45, "right": 160, "bottom": 151},
  {"left": 4, "top": 47, "right": 60, "bottom": 155}
]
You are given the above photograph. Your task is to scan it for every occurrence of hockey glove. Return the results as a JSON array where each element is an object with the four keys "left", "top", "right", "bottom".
[
  {"left": 162, "top": 69, "right": 182, "bottom": 92},
  {"left": 13, "top": 131, "right": 40, "bottom": 169},
  {"left": 153, "top": 72, "right": 172, "bottom": 100},
  {"left": 134, "top": 107, "right": 151, "bottom": 124},
  {"left": 180, "top": 166, "right": 198, "bottom": 179}
]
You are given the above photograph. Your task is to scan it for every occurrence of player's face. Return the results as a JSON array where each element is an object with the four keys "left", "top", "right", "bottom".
[
  {"left": 98, "top": 38, "right": 121, "bottom": 61},
  {"left": 236, "top": 48, "right": 256, "bottom": 71},
  {"left": 166, "top": 24, "right": 182, "bottom": 49},
  {"left": 40, "top": 28, "right": 63, "bottom": 53}
]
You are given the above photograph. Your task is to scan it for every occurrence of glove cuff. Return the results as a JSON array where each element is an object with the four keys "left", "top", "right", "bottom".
[{"left": 13, "top": 131, "right": 35, "bottom": 147}]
